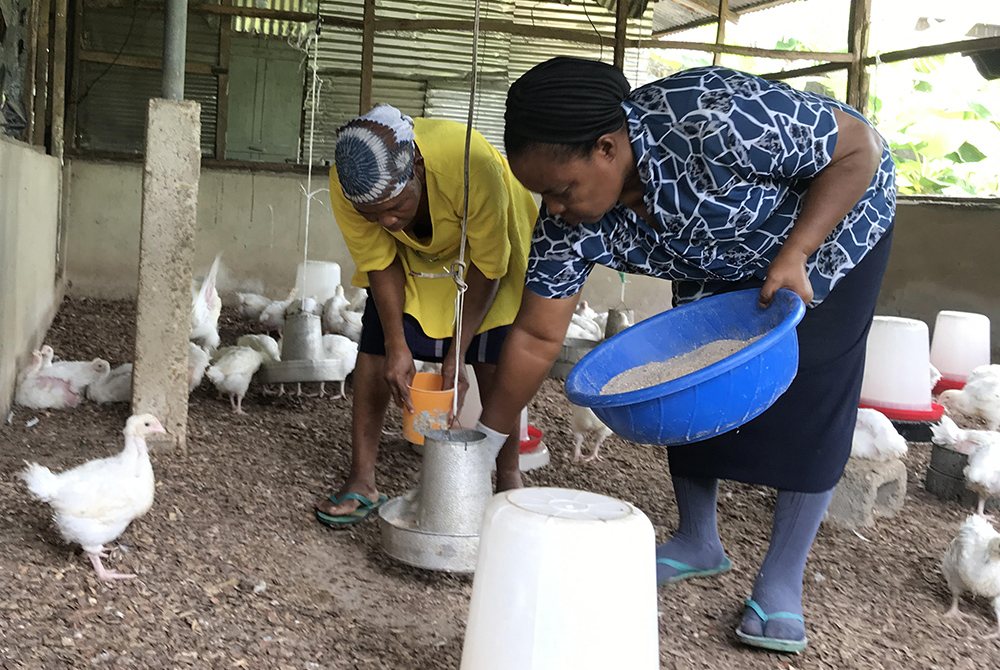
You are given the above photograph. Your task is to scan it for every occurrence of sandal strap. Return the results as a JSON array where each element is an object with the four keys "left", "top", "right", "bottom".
[
  {"left": 744, "top": 598, "right": 804, "bottom": 624},
  {"left": 656, "top": 557, "right": 694, "bottom": 572},
  {"left": 328, "top": 492, "right": 379, "bottom": 508}
]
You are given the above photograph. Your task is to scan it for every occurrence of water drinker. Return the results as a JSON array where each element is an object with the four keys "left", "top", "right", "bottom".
[
  {"left": 564, "top": 288, "right": 805, "bottom": 446},
  {"left": 930, "top": 310, "right": 991, "bottom": 394},
  {"left": 459, "top": 488, "right": 658, "bottom": 670},
  {"left": 295, "top": 260, "right": 341, "bottom": 303},
  {"left": 860, "top": 316, "right": 943, "bottom": 422},
  {"left": 379, "top": 429, "right": 494, "bottom": 573},
  {"left": 257, "top": 313, "right": 351, "bottom": 387}
]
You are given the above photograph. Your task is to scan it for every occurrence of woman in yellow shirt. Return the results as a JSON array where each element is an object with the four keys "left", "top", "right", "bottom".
[{"left": 316, "top": 104, "right": 538, "bottom": 527}]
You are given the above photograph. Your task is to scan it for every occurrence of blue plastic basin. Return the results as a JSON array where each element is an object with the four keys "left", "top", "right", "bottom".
[{"left": 564, "top": 288, "right": 806, "bottom": 446}]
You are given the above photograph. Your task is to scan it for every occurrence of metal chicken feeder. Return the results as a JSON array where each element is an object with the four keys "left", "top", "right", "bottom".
[
  {"left": 379, "top": 428, "right": 494, "bottom": 573},
  {"left": 257, "top": 313, "right": 344, "bottom": 391}
]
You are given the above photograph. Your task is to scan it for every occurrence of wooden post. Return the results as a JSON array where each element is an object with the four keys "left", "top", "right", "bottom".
[
  {"left": 847, "top": 0, "right": 872, "bottom": 115},
  {"left": 33, "top": 0, "right": 52, "bottom": 147},
  {"left": 713, "top": 0, "right": 727, "bottom": 66},
  {"left": 359, "top": 0, "right": 375, "bottom": 114},
  {"left": 51, "top": 0, "right": 68, "bottom": 161},
  {"left": 23, "top": 0, "right": 39, "bottom": 142},
  {"left": 65, "top": 0, "right": 83, "bottom": 154},
  {"left": 216, "top": 0, "right": 233, "bottom": 159},
  {"left": 613, "top": 0, "right": 628, "bottom": 69}
]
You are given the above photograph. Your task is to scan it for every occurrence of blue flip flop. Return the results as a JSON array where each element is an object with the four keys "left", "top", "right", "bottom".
[
  {"left": 735, "top": 598, "right": 808, "bottom": 653},
  {"left": 315, "top": 492, "right": 388, "bottom": 529},
  {"left": 656, "top": 556, "right": 732, "bottom": 585}
]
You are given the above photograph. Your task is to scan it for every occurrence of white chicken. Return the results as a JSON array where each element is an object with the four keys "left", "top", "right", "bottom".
[
  {"left": 941, "top": 514, "right": 1000, "bottom": 638},
  {"left": 86, "top": 363, "right": 133, "bottom": 404},
  {"left": 236, "top": 292, "right": 272, "bottom": 322},
  {"left": 939, "top": 374, "right": 1000, "bottom": 431},
  {"left": 258, "top": 287, "right": 298, "bottom": 334},
  {"left": 346, "top": 286, "right": 368, "bottom": 313},
  {"left": 286, "top": 297, "right": 323, "bottom": 318},
  {"left": 930, "top": 364, "right": 942, "bottom": 391},
  {"left": 851, "top": 408, "right": 908, "bottom": 461},
  {"left": 205, "top": 347, "right": 264, "bottom": 414},
  {"left": 570, "top": 404, "right": 613, "bottom": 464},
  {"left": 565, "top": 312, "right": 604, "bottom": 343},
  {"left": 188, "top": 342, "right": 211, "bottom": 393},
  {"left": 322, "top": 285, "right": 351, "bottom": 334},
  {"left": 335, "top": 308, "right": 364, "bottom": 344},
  {"left": 932, "top": 416, "right": 1000, "bottom": 516},
  {"left": 236, "top": 334, "right": 280, "bottom": 363},
  {"left": 321, "top": 334, "right": 359, "bottom": 399},
  {"left": 16, "top": 355, "right": 109, "bottom": 409},
  {"left": 190, "top": 254, "right": 223, "bottom": 351},
  {"left": 21, "top": 414, "right": 165, "bottom": 580}
]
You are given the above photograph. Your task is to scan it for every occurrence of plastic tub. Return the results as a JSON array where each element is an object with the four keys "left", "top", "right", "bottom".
[
  {"left": 403, "top": 373, "right": 454, "bottom": 445},
  {"left": 930, "top": 310, "right": 991, "bottom": 393},
  {"left": 295, "top": 261, "right": 341, "bottom": 304},
  {"left": 565, "top": 288, "right": 805, "bottom": 446},
  {"left": 860, "top": 316, "right": 943, "bottom": 421},
  {"left": 460, "top": 488, "right": 658, "bottom": 670}
]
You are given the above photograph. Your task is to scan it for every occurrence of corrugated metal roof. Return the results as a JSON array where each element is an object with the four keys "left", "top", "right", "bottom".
[{"left": 652, "top": 0, "right": 802, "bottom": 36}]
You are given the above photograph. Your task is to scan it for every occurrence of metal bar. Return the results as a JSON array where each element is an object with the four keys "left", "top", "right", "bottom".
[
  {"left": 65, "top": 0, "right": 83, "bottom": 153},
  {"left": 162, "top": 0, "right": 188, "bottom": 99},
  {"left": 52, "top": 0, "right": 68, "bottom": 160},
  {"left": 638, "top": 39, "right": 854, "bottom": 62},
  {"left": 359, "top": 0, "right": 376, "bottom": 114},
  {"left": 613, "top": 0, "right": 628, "bottom": 69},
  {"left": 846, "top": 0, "right": 871, "bottom": 114},
  {"left": 215, "top": 0, "right": 233, "bottom": 159},
  {"left": 761, "top": 62, "right": 848, "bottom": 80},
  {"left": 79, "top": 50, "right": 216, "bottom": 75},
  {"left": 33, "top": 0, "right": 52, "bottom": 147},
  {"left": 713, "top": 0, "right": 727, "bottom": 67}
]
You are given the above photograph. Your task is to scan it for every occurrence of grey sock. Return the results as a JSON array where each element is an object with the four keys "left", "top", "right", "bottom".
[{"left": 655, "top": 475, "right": 726, "bottom": 582}]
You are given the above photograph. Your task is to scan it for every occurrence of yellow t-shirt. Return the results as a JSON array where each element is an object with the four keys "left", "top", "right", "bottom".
[{"left": 330, "top": 118, "right": 538, "bottom": 339}]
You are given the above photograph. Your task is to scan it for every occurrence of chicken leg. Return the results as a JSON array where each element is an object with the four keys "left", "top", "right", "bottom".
[
  {"left": 984, "top": 598, "right": 1000, "bottom": 640},
  {"left": 87, "top": 551, "right": 135, "bottom": 581},
  {"left": 571, "top": 433, "right": 585, "bottom": 463},
  {"left": 581, "top": 433, "right": 610, "bottom": 464}
]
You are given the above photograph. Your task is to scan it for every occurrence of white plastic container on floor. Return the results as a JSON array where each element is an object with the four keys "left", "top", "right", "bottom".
[
  {"left": 860, "top": 316, "right": 941, "bottom": 421},
  {"left": 295, "top": 261, "right": 341, "bottom": 304},
  {"left": 930, "top": 310, "right": 991, "bottom": 385},
  {"left": 460, "top": 488, "right": 658, "bottom": 670}
]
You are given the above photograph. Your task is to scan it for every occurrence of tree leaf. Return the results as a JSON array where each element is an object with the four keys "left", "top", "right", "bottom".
[{"left": 913, "top": 80, "right": 933, "bottom": 93}]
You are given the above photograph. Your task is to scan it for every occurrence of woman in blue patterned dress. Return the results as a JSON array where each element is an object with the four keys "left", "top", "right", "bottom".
[{"left": 472, "top": 57, "right": 895, "bottom": 653}]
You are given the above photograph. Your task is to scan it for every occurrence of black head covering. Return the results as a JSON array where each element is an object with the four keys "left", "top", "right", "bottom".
[{"left": 505, "top": 56, "right": 631, "bottom": 153}]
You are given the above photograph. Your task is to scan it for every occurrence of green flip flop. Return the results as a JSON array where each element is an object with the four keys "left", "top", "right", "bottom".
[
  {"left": 315, "top": 492, "right": 388, "bottom": 529},
  {"left": 656, "top": 556, "right": 733, "bottom": 585},
  {"left": 735, "top": 598, "right": 808, "bottom": 653}
]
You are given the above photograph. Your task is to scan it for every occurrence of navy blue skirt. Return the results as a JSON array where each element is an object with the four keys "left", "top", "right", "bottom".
[{"left": 666, "top": 226, "right": 894, "bottom": 492}]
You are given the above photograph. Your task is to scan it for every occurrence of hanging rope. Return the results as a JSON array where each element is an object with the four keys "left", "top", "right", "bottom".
[{"left": 299, "top": 21, "right": 323, "bottom": 303}]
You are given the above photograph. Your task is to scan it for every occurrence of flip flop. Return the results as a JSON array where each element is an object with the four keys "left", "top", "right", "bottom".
[
  {"left": 315, "top": 492, "right": 388, "bottom": 529},
  {"left": 735, "top": 598, "right": 808, "bottom": 653},
  {"left": 656, "top": 556, "right": 732, "bottom": 585}
]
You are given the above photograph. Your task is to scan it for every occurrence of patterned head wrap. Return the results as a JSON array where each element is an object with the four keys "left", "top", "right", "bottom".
[
  {"left": 505, "top": 57, "right": 631, "bottom": 155},
  {"left": 335, "top": 104, "right": 416, "bottom": 205}
]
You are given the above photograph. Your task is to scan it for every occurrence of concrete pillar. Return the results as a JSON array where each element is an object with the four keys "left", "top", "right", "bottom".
[{"left": 132, "top": 98, "right": 201, "bottom": 453}]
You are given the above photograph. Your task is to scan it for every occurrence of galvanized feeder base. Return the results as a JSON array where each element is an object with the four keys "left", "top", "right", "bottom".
[
  {"left": 257, "top": 313, "right": 346, "bottom": 386},
  {"left": 378, "top": 496, "right": 480, "bottom": 573},
  {"left": 258, "top": 359, "right": 345, "bottom": 384}
]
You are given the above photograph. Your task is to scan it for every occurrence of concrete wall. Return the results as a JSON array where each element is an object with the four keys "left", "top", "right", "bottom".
[
  {"left": 0, "top": 136, "right": 62, "bottom": 415},
  {"left": 878, "top": 199, "right": 1000, "bottom": 358}
]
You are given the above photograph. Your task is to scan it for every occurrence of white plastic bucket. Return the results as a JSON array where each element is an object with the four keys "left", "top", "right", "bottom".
[
  {"left": 296, "top": 261, "right": 341, "bottom": 304},
  {"left": 860, "top": 316, "right": 933, "bottom": 411},
  {"left": 930, "top": 310, "right": 991, "bottom": 383}
]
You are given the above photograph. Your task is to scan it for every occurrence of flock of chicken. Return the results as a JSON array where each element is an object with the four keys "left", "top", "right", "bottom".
[
  {"left": 14, "top": 255, "right": 367, "bottom": 414},
  {"left": 851, "top": 363, "right": 1000, "bottom": 638}
]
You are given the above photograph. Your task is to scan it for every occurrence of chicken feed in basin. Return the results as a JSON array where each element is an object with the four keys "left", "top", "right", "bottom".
[{"left": 565, "top": 288, "right": 805, "bottom": 446}]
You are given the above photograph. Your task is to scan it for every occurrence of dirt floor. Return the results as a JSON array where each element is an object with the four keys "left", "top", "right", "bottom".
[{"left": 1, "top": 296, "right": 998, "bottom": 669}]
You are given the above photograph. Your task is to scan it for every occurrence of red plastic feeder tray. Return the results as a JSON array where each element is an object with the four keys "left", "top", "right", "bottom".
[
  {"left": 519, "top": 425, "right": 543, "bottom": 454},
  {"left": 859, "top": 402, "right": 944, "bottom": 423}
]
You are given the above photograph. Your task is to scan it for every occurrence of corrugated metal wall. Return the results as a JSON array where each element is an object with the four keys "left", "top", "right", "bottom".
[{"left": 424, "top": 86, "right": 507, "bottom": 153}]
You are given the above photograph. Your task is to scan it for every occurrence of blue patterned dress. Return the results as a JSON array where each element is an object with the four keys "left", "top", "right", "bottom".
[
  {"left": 524, "top": 66, "right": 896, "bottom": 308},
  {"left": 524, "top": 67, "right": 897, "bottom": 491}
]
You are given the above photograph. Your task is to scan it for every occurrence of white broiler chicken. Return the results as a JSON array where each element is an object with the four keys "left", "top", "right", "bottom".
[
  {"left": 930, "top": 364, "right": 942, "bottom": 391},
  {"left": 286, "top": 297, "right": 323, "bottom": 318},
  {"left": 939, "top": 373, "right": 1000, "bottom": 431},
  {"left": 566, "top": 312, "right": 604, "bottom": 343},
  {"left": 941, "top": 514, "right": 1000, "bottom": 638},
  {"left": 933, "top": 416, "right": 1000, "bottom": 516},
  {"left": 336, "top": 308, "right": 364, "bottom": 344},
  {"left": 236, "top": 334, "right": 280, "bottom": 363},
  {"left": 86, "top": 363, "right": 133, "bottom": 404},
  {"left": 570, "top": 404, "right": 613, "bottom": 464},
  {"left": 322, "top": 285, "right": 352, "bottom": 334},
  {"left": 206, "top": 346, "right": 264, "bottom": 414},
  {"left": 851, "top": 408, "right": 908, "bottom": 461},
  {"left": 190, "top": 254, "right": 223, "bottom": 351},
  {"left": 236, "top": 292, "right": 272, "bottom": 322},
  {"left": 346, "top": 286, "right": 368, "bottom": 313},
  {"left": 258, "top": 287, "right": 298, "bottom": 335},
  {"left": 321, "top": 334, "right": 359, "bottom": 399},
  {"left": 16, "top": 356, "right": 109, "bottom": 409},
  {"left": 188, "top": 342, "right": 211, "bottom": 393},
  {"left": 21, "top": 414, "right": 165, "bottom": 580}
]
